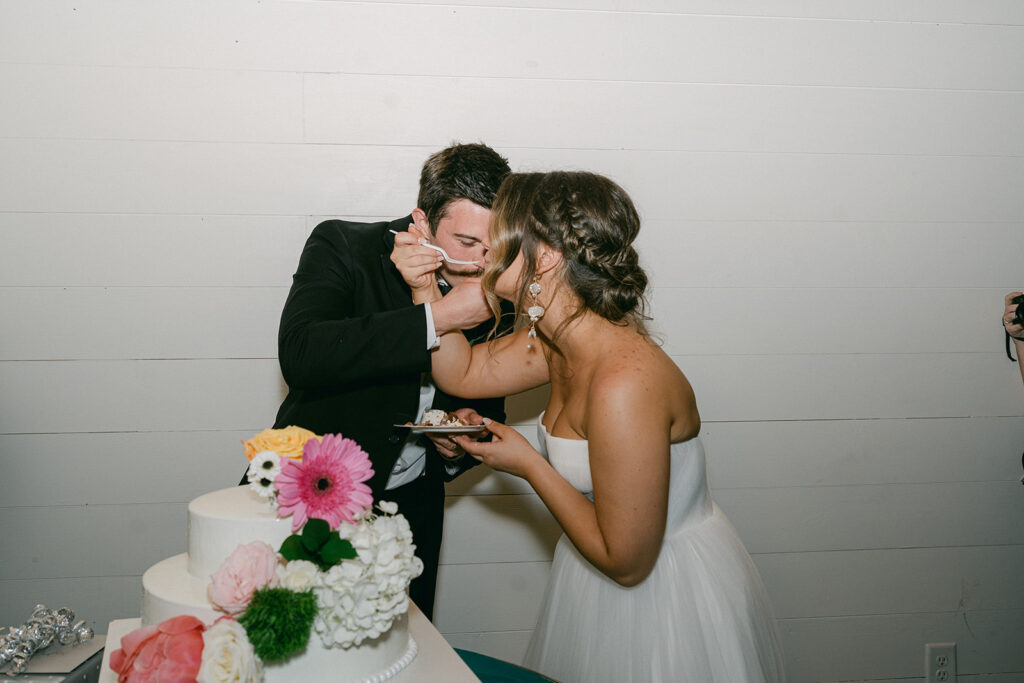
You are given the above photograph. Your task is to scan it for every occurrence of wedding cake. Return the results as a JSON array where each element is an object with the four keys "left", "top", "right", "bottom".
[{"left": 105, "top": 427, "right": 423, "bottom": 683}]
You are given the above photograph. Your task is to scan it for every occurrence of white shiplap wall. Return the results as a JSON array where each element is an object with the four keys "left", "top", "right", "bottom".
[{"left": 2, "top": 2, "right": 1023, "bottom": 681}]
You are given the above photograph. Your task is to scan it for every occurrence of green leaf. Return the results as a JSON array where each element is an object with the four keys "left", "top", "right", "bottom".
[
  {"left": 319, "top": 536, "right": 357, "bottom": 566},
  {"left": 279, "top": 535, "right": 313, "bottom": 563},
  {"left": 301, "top": 518, "right": 330, "bottom": 552}
]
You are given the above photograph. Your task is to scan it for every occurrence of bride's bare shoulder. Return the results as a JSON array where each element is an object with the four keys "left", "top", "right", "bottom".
[
  {"left": 590, "top": 340, "right": 690, "bottom": 404},
  {"left": 588, "top": 339, "right": 698, "bottom": 437}
]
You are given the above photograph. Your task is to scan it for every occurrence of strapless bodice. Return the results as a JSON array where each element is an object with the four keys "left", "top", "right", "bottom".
[{"left": 537, "top": 413, "right": 714, "bottom": 531}]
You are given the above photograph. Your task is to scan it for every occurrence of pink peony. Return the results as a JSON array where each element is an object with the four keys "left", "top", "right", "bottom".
[
  {"left": 208, "top": 541, "right": 280, "bottom": 615},
  {"left": 109, "top": 615, "right": 205, "bottom": 683},
  {"left": 274, "top": 433, "right": 374, "bottom": 531}
]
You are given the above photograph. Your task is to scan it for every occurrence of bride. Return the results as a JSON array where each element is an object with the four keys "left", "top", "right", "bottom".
[{"left": 397, "top": 171, "right": 786, "bottom": 682}]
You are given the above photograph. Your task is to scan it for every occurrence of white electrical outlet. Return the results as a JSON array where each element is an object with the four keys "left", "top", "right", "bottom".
[{"left": 925, "top": 642, "right": 957, "bottom": 683}]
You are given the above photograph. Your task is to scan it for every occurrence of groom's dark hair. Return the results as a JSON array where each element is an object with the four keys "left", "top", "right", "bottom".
[{"left": 417, "top": 142, "right": 510, "bottom": 235}]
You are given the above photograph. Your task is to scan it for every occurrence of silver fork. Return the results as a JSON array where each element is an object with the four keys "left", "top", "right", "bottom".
[{"left": 389, "top": 229, "right": 479, "bottom": 265}]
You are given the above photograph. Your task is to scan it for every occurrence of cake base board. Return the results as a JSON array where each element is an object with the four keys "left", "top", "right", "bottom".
[{"left": 99, "top": 601, "right": 479, "bottom": 683}]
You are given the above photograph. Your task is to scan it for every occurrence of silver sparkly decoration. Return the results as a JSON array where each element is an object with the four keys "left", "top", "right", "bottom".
[{"left": 0, "top": 604, "right": 94, "bottom": 675}]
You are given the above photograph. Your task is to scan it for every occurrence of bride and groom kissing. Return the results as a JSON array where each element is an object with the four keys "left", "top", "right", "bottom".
[{"left": 268, "top": 142, "right": 786, "bottom": 682}]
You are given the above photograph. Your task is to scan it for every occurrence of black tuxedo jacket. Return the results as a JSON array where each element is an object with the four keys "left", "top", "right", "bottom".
[{"left": 273, "top": 217, "right": 508, "bottom": 496}]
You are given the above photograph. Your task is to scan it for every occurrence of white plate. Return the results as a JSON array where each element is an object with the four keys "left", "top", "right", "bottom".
[{"left": 395, "top": 424, "right": 488, "bottom": 434}]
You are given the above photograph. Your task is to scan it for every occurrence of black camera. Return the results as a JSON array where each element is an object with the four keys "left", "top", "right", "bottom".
[
  {"left": 1013, "top": 294, "right": 1024, "bottom": 326},
  {"left": 1009, "top": 295, "right": 1024, "bottom": 361}
]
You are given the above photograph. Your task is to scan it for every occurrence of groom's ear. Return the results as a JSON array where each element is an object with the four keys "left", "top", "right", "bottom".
[{"left": 410, "top": 208, "right": 432, "bottom": 236}]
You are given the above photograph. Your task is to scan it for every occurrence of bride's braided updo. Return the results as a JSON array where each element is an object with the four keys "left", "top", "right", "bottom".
[{"left": 483, "top": 171, "right": 649, "bottom": 340}]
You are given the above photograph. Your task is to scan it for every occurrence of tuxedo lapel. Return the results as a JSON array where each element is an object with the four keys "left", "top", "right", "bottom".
[
  {"left": 379, "top": 252, "right": 412, "bottom": 307},
  {"left": 378, "top": 217, "right": 416, "bottom": 308}
]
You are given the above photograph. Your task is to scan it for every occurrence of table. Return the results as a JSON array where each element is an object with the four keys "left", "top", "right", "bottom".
[
  {"left": 0, "top": 642, "right": 104, "bottom": 683},
  {"left": 98, "top": 602, "right": 478, "bottom": 683}
]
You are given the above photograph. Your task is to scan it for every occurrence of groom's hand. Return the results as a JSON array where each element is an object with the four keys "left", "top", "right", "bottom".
[
  {"left": 391, "top": 224, "right": 444, "bottom": 297},
  {"left": 427, "top": 408, "right": 485, "bottom": 460},
  {"left": 428, "top": 434, "right": 463, "bottom": 460}
]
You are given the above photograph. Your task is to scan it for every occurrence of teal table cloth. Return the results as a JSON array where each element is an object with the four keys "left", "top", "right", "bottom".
[{"left": 455, "top": 649, "right": 558, "bottom": 682}]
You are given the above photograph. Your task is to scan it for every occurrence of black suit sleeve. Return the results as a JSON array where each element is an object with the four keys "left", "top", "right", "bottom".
[{"left": 277, "top": 223, "right": 430, "bottom": 390}]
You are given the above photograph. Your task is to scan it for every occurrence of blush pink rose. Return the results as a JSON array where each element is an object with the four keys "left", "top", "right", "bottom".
[
  {"left": 208, "top": 541, "right": 280, "bottom": 615},
  {"left": 109, "top": 615, "right": 205, "bottom": 683}
]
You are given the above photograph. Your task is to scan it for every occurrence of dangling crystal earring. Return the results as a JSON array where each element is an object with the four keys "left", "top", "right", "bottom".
[{"left": 526, "top": 276, "right": 544, "bottom": 349}]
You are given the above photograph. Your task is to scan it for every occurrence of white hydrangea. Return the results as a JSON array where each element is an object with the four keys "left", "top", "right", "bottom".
[{"left": 312, "top": 510, "right": 423, "bottom": 648}]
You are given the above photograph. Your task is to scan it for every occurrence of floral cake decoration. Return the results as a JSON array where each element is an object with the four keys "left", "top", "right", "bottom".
[
  {"left": 110, "top": 428, "right": 423, "bottom": 683},
  {"left": 242, "top": 425, "right": 319, "bottom": 462}
]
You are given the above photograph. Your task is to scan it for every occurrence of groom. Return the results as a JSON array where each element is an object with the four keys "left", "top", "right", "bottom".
[{"left": 270, "top": 142, "right": 512, "bottom": 620}]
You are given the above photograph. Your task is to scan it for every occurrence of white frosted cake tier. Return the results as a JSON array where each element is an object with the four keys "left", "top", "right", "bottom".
[
  {"left": 134, "top": 485, "right": 415, "bottom": 683},
  {"left": 142, "top": 552, "right": 221, "bottom": 625},
  {"left": 187, "top": 485, "right": 294, "bottom": 580},
  {"left": 142, "top": 552, "right": 413, "bottom": 683}
]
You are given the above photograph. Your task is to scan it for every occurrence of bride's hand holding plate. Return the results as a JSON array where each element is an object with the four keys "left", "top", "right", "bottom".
[{"left": 454, "top": 418, "right": 544, "bottom": 480}]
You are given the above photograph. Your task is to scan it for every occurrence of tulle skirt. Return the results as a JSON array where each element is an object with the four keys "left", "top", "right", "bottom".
[{"left": 522, "top": 504, "right": 786, "bottom": 683}]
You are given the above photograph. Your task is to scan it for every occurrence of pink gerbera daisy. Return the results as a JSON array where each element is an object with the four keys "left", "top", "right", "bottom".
[{"left": 274, "top": 433, "right": 374, "bottom": 531}]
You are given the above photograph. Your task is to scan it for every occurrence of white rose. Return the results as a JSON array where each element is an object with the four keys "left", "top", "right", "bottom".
[
  {"left": 198, "top": 619, "right": 262, "bottom": 683},
  {"left": 277, "top": 560, "right": 320, "bottom": 591},
  {"left": 377, "top": 500, "right": 399, "bottom": 515}
]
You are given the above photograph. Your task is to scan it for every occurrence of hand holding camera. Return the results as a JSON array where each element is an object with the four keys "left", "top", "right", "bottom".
[
  {"left": 1004, "top": 292, "right": 1024, "bottom": 340},
  {"left": 1004, "top": 292, "right": 1024, "bottom": 364}
]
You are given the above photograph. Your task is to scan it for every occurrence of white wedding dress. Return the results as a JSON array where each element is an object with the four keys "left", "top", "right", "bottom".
[{"left": 522, "top": 415, "right": 786, "bottom": 682}]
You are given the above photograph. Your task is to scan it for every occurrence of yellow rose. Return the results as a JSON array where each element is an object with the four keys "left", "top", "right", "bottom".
[{"left": 242, "top": 426, "right": 320, "bottom": 461}]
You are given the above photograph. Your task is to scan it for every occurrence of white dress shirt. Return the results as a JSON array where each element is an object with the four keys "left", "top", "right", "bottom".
[{"left": 384, "top": 301, "right": 453, "bottom": 490}]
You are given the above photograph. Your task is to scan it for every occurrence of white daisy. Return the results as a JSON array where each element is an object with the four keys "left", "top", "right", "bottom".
[{"left": 247, "top": 450, "right": 282, "bottom": 499}]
